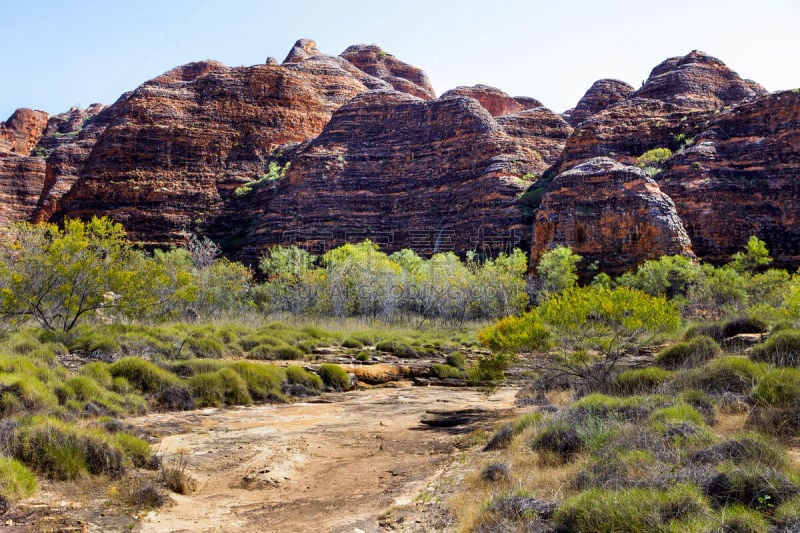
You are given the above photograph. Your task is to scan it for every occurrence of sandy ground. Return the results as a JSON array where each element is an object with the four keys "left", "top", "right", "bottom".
[{"left": 124, "top": 384, "right": 518, "bottom": 533}]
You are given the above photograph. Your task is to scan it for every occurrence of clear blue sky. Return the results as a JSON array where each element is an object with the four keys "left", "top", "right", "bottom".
[{"left": 2, "top": 0, "right": 799, "bottom": 120}]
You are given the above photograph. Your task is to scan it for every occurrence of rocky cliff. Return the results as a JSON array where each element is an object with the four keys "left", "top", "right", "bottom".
[
  {"left": 530, "top": 50, "right": 798, "bottom": 273},
  {"left": 239, "top": 89, "right": 571, "bottom": 260},
  {"left": 531, "top": 158, "right": 692, "bottom": 275},
  {"left": 1, "top": 44, "right": 799, "bottom": 277}
]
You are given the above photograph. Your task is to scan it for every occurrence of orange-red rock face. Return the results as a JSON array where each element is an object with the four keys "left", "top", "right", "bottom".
[
  {"left": 532, "top": 50, "right": 795, "bottom": 273},
  {"left": 441, "top": 85, "right": 525, "bottom": 117},
  {"left": 633, "top": 51, "right": 767, "bottom": 110},
  {"left": 340, "top": 44, "right": 435, "bottom": 100},
  {"left": 0, "top": 108, "right": 49, "bottom": 156},
  {"left": 656, "top": 90, "right": 800, "bottom": 267},
  {"left": 0, "top": 156, "right": 46, "bottom": 225},
  {"left": 0, "top": 44, "right": 798, "bottom": 276},
  {"left": 565, "top": 79, "right": 634, "bottom": 127},
  {"left": 240, "top": 90, "right": 572, "bottom": 260},
  {"left": 531, "top": 158, "right": 693, "bottom": 275},
  {"left": 57, "top": 48, "right": 375, "bottom": 246}
]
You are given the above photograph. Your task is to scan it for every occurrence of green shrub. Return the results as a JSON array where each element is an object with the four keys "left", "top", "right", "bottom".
[
  {"left": 317, "top": 364, "right": 350, "bottom": 391},
  {"left": 706, "top": 465, "right": 798, "bottom": 508},
  {"left": 675, "top": 357, "right": 768, "bottom": 395},
  {"left": 751, "top": 367, "right": 800, "bottom": 407},
  {"left": 685, "top": 322, "right": 724, "bottom": 342},
  {"left": 0, "top": 456, "right": 38, "bottom": 504},
  {"left": 342, "top": 337, "right": 364, "bottom": 349},
  {"left": 375, "top": 340, "right": 417, "bottom": 358},
  {"left": 611, "top": 367, "right": 675, "bottom": 394},
  {"left": 228, "top": 362, "right": 285, "bottom": 401},
  {"left": 430, "top": 363, "right": 463, "bottom": 379},
  {"left": 0, "top": 373, "right": 58, "bottom": 414},
  {"left": 750, "top": 329, "right": 800, "bottom": 366},
  {"left": 636, "top": 147, "right": 673, "bottom": 168},
  {"left": 356, "top": 351, "right": 370, "bottom": 362},
  {"left": 554, "top": 484, "right": 710, "bottom": 532},
  {"left": 8, "top": 416, "right": 123, "bottom": 480},
  {"left": 247, "top": 343, "right": 304, "bottom": 360},
  {"left": 775, "top": 494, "right": 800, "bottom": 528},
  {"left": 285, "top": 365, "right": 322, "bottom": 391},
  {"left": 188, "top": 369, "right": 252, "bottom": 407},
  {"left": 655, "top": 336, "right": 721, "bottom": 369},
  {"left": 185, "top": 336, "right": 225, "bottom": 358},
  {"left": 445, "top": 352, "right": 466, "bottom": 369},
  {"left": 722, "top": 317, "right": 769, "bottom": 338},
  {"left": 715, "top": 505, "right": 768, "bottom": 533},
  {"left": 79, "top": 362, "right": 114, "bottom": 388},
  {"left": 112, "top": 432, "right": 152, "bottom": 468},
  {"left": 109, "top": 358, "right": 181, "bottom": 394},
  {"left": 568, "top": 394, "right": 674, "bottom": 421}
]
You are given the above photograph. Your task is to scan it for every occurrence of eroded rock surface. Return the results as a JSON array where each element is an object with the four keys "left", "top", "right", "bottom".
[
  {"left": 531, "top": 157, "right": 693, "bottom": 275},
  {"left": 240, "top": 90, "right": 571, "bottom": 259}
]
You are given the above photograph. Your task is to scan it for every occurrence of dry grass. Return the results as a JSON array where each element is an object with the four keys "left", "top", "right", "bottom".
[
  {"left": 715, "top": 410, "right": 749, "bottom": 438},
  {"left": 449, "top": 417, "right": 587, "bottom": 532}
]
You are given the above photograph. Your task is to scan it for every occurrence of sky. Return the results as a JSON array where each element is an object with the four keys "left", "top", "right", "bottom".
[{"left": 2, "top": 0, "right": 799, "bottom": 120}]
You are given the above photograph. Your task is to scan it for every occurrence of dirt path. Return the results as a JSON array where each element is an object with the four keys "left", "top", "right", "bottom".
[{"left": 129, "top": 384, "right": 518, "bottom": 533}]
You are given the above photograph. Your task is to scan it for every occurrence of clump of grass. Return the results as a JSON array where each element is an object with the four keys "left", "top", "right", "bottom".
[
  {"left": 481, "top": 462, "right": 510, "bottom": 483},
  {"left": 317, "top": 364, "right": 350, "bottom": 391},
  {"left": 750, "top": 329, "right": 800, "bottom": 366},
  {"left": 446, "top": 352, "right": 466, "bottom": 369},
  {"left": 247, "top": 343, "right": 305, "bottom": 360},
  {"left": 685, "top": 322, "right": 724, "bottom": 342},
  {"left": 187, "top": 368, "right": 252, "bottom": 407},
  {"left": 531, "top": 424, "right": 584, "bottom": 464},
  {"left": 112, "top": 432, "right": 153, "bottom": 468},
  {"left": 228, "top": 361, "right": 286, "bottom": 401},
  {"left": 154, "top": 385, "right": 195, "bottom": 411},
  {"left": 610, "top": 367, "right": 675, "bottom": 394},
  {"left": 185, "top": 336, "right": 225, "bottom": 358},
  {"left": 672, "top": 357, "right": 768, "bottom": 395},
  {"left": 705, "top": 465, "right": 798, "bottom": 508},
  {"left": 5, "top": 416, "right": 123, "bottom": 480},
  {"left": 722, "top": 317, "right": 768, "bottom": 338},
  {"left": 513, "top": 412, "right": 542, "bottom": 434},
  {"left": 573, "top": 449, "right": 659, "bottom": 490},
  {"left": 0, "top": 373, "right": 59, "bottom": 415},
  {"left": 567, "top": 393, "right": 674, "bottom": 422},
  {"left": 774, "top": 494, "right": 800, "bottom": 529},
  {"left": 109, "top": 358, "right": 181, "bottom": 394},
  {"left": 689, "top": 432, "right": 785, "bottom": 469},
  {"left": 79, "top": 362, "right": 114, "bottom": 388},
  {"left": 554, "top": 483, "right": 710, "bottom": 532},
  {"left": 285, "top": 365, "right": 322, "bottom": 391},
  {"left": 648, "top": 404, "right": 713, "bottom": 445},
  {"left": 375, "top": 340, "right": 418, "bottom": 358},
  {"left": 483, "top": 424, "right": 513, "bottom": 451},
  {"left": 430, "top": 363, "right": 463, "bottom": 379},
  {"left": 655, "top": 336, "right": 721, "bottom": 369},
  {"left": 750, "top": 367, "right": 800, "bottom": 408},
  {"left": 0, "top": 456, "right": 38, "bottom": 506}
]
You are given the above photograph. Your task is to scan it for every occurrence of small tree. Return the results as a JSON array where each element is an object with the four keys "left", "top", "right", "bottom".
[
  {"left": 730, "top": 236, "right": 772, "bottom": 273},
  {"left": 536, "top": 245, "right": 582, "bottom": 297},
  {"left": 0, "top": 217, "right": 149, "bottom": 331},
  {"left": 478, "top": 286, "right": 681, "bottom": 389}
]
